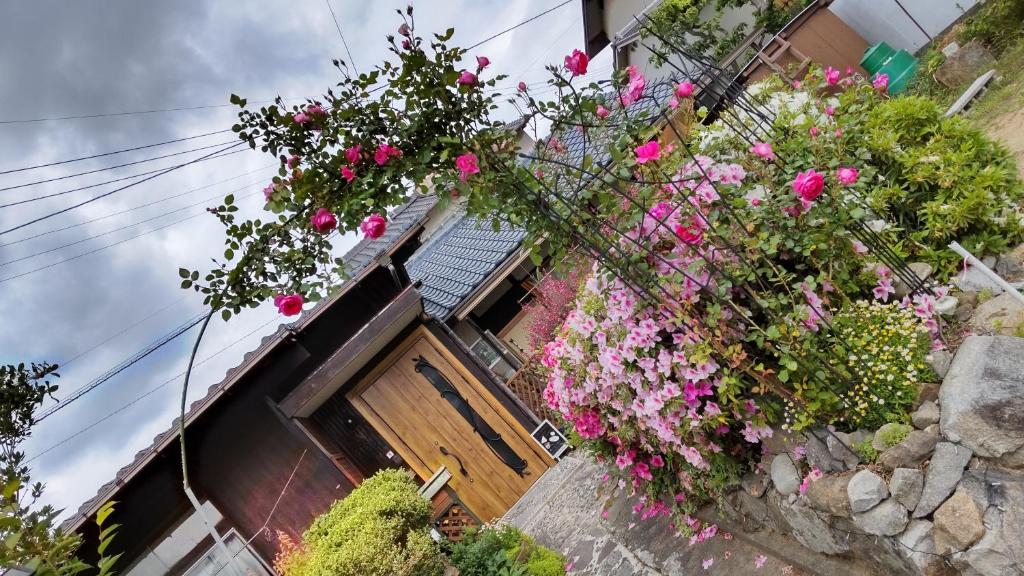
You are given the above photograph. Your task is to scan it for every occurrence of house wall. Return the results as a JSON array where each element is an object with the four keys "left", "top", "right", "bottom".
[{"left": 831, "top": 0, "right": 977, "bottom": 52}]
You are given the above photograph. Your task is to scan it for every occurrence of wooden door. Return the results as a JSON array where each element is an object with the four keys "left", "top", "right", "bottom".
[{"left": 348, "top": 328, "right": 553, "bottom": 522}]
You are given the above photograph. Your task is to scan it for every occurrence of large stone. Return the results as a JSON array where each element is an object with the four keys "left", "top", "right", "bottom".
[
  {"left": 959, "top": 475, "right": 1024, "bottom": 576},
  {"left": 873, "top": 422, "right": 912, "bottom": 451},
  {"left": 940, "top": 336, "right": 1024, "bottom": 467},
  {"left": 847, "top": 469, "right": 888, "bottom": 513},
  {"left": 877, "top": 429, "right": 940, "bottom": 470},
  {"left": 895, "top": 262, "right": 935, "bottom": 298},
  {"left": 935, "top": 41, "right": 995, "bottom": 87},
  {"left": 914, "top": 442, "right": 973, "bottom": 518},
  {"left": 995, "top": 242, "right": 1024, "bottom": 280},
  {"left": 954, "top": 266, "right": 1006, "bottom": 295},
  {"left": 927, "top": 350, "right": 953, "bottom": 380},
  {"left": 826, "top": 430, "right": 865, "bottom": 470},
  {"left": 932, "top": 489, "right": 985, "bottom": 554},
  {"left": 803, "top": 429, "right": 843, "bottom": 473},
  {"left": 852, "top": 498, "right": 908, "bottom": 536},
  {"left": 777, "top": 496, "right": 851, "bottom": 555},
  {"left": 740, "top": 471, "right": 769, "bottom": 498},
  {"left": 770, "top": 453, "right": 801, "bottom": 496},
  {"left": 804, "top": 473, "right": 852, "bottom": 518},
  {"left": 889, "top": 468, "right": 924, "bottom": 511},
  {"left": 970, "top": 293, "right": 1024, "bottom": 336},
  {"left": 912, "top": 401, "right": 940, "bottom": 429},
  {"left": 898, "top": 520, "right": 936, "bottom": 573}
]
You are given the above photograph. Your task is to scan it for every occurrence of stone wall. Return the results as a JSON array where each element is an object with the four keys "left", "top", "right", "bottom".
[{"left": 723, "top": 335, "right": 1024, "bottom": 576}]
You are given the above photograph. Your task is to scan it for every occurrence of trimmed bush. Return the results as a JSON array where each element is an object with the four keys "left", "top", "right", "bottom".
[
  {"left": 447, "top": 525, "right": 566, "bottom": 576},
  {"left": 275, "top": 469, "right": 444, "bottom": 576}
]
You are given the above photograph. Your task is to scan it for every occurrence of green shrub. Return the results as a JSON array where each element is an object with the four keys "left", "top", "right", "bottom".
[
  {"left": 864, "top": 96, "right": 1024, "bottom": 275},
  {"left": 276, "top": 469, "right": 444, "bottom": 576},
  {"left": 854, "top": 437, "right": 879, "bottom": 463},
  {"left": 877, "top": 423, "right": 913, "bottom": 448},
  {"left": 447, "top": 525, "right": 565, "bottom": 576},
  {"left": 958, "top": 0, "right": 1024, "bottom": 54}
]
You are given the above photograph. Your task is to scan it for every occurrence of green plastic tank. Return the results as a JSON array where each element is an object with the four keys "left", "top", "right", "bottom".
[{"left": 859, "top": 42, "right": 918, "bottom": 95}]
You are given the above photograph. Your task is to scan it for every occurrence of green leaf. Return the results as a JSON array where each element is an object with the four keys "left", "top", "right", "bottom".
[
  {"left": 221, "top": 309, "right": 232, "bottom": 321},
  {"left": 178, "top": 268, "right": 190, "bottom": 279},
  {"left": 96, "top": 500, "right": 116, "bottom": 526}
]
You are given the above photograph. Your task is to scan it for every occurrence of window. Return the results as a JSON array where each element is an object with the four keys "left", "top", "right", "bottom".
[{"left": 182, "top": 530, "right": 270, "bottom": 576}]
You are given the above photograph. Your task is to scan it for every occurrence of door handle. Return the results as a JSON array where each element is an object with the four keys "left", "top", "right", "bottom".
[{"left": 439, "top": 446, "right": 469, "bottom": 477}]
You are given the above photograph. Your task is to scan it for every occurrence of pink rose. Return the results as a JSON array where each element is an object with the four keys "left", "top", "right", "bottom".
[
  {"left": 619, "top": 65, "right": 645, "bottom": 106},
  {"left": 791, "top": 80, "right": 801, "bottom": 89},
  {"left": 340, "top": 165, "right": 356, "bottom": 183},
  {"left": 674, "top": 223, "right": 703, "bottom": 245},
  {"left": 475, "top": 55, "right": 490, "bottom": 71},
  {"left": 517, "top": 81, "right": 528, "bottom": 92},
  {"left": 306, "top": 104, "right": 325, "bottom": 117},
  {"left": 263, "top": 183, "right": 276, "bottom": 201},
  {"left": 675, "top": 81, "right": 695, "bottom": 98},
  {"left": 837, "top": 166, "right": 859, "bottom": 185},
  {"left": 455, "top": 152, "right": 480, "bottom": 181},
  {"left": 809, "top": 126, "right": 819, "bottom": 138},
  {"left": 564, "top": 48, "right": 589, "bottom": 76},
  {"left": 792, "top": 169, "right": 825, "bottom": 202},
  {"left": 344, "top": 145, "right": 362, "bottom": 164},
  {"left": 402, "top": 39, "right": 411, "bottom": 50},
  {"left": 873, "top": 73, "right": 889, "bottom": 91},
  {"left": 398, "top": 22, "right": 411, "bottom": 37},
  {"left": 824, "top": 66, "right": 840, "bottom": 85},
  {"left": 310, "top": 208, "right": 337, "bottom": 234},
  {"left": 749, "top": 141, "right": 774, "bottom": 161},
  {"left": 286, "top": 154, "right": 300, "bottom": 168},
  {"left": 360, "top": 214, "right": 387, "bottom": 239},
  {"left": 293, "top": 112, "right": 309, "bottom": 125},
  {"left": 273, "top": 293, "right": 304, "bottom": 316},
  {"left": 374, "top": 143, "right": 401, "bottom": 166},
  {"left": 634, "top": 141, "right": 661, "bottom": 164},
  {"left": 595, "top": 104, "right": 610, "bottom": 119},
  {"left": 457, "top": 71, "right": 477, "bottom": 86}
]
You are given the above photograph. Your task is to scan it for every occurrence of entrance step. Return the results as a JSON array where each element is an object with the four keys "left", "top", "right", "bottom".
[{"left": 503, "top": 451, "right": 874, "bottom": 576}]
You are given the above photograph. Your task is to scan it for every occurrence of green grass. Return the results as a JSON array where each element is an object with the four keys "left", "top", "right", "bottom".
[{"left": 964, "top": 38, "right": 1024, "bottom": 123}]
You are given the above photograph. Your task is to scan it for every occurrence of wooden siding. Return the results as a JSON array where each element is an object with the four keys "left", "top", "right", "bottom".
[{"left": 309, "top": 392, "right": 396, "bottom": 480}]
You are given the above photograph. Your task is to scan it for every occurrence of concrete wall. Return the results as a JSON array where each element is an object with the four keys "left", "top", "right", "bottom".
[{"left": 831, "top": 0, "right": 978, "bottom": 53}]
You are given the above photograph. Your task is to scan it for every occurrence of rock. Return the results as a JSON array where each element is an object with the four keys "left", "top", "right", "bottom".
[
  {"left": 777, "top": 496, "right": 851, "bottom": 555},
  {"left": 933, "top": 489, "right": 985, "bottom": 554},
  {"left": 826, "top": 430, "right": 864, "bottom": 470},
  {"left": 873, "top": 422, "right": 912, "bottom": 451},
  {"left": 912, "top": 401, "right": 941, "bottom": 429},
  {"left": 937, "top": 39, "right": 991, "bottom": 86},
  {"left": 916, "top": 382, "right": 941, "bottom": 407},
  {"left": 889, "top": 468, "right": 924, "bottom": 511},
  {"left": 940, "top": 336, "right": 1024, "bottom": 467},
  {"left": 955, "top": 301, "right": 977, "bottom": 322},
  {"left": 803, "top": 429, "right": 843, "bottom": 473},
  {"left": 959, "top": 476, "right": 1024, "bottom": 576},
  {"left": 898, "top": 519, "right": 936, "bottom": 573},
  {"left": 970, "top": 293, "right": 1024, "bottom": 336},
  {"left": 804, "top": 473, "right": 852, "bottom": 518},
  {"left": 877, "top": 429, "right": 940, "bottom": 470},
  {"left": 852, "top": 498, "right": 908, "bottom": 536},
  {"left": 914, "top": 442, "right": 973, "bottom": 518},
  {"left": 959, "top": 290, "right": 980, "bottom": 309},
  {"left": 847, "top": 469, "right": 889, "bottom": 513},
  {"left": 995, "top": 255, "right": 1024, "bottom": 280},
  {"left": 925, "top": 424, "right": 939, "bottom": 435},
  {"left": 927, "top": 350, "right": 953, "bottom": 380},
  {"left": 935, "top": 295, "right": 958, "bottom": 316},
  {"left": 740, "top": 471, "right": 770, "bottom": 498},
  {"left": 955, "top": 266, "right": 1005, "bottom": 295},
  {"left": 771, "top": 454, "right": 801, "bottom": 496},
  {"left": 895, "top": 262, "right": 935, "bottom": 298},
  {"left": 982, "top": 255, "right": 998, "bottom": 269}
]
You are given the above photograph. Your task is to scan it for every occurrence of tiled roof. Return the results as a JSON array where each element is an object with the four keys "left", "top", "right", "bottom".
[
  {"left": 62, "top": 194, "right": 437, "bottom": 531},
  {"left": 407, "top": 215, "right": 526, "bottom": 319}
]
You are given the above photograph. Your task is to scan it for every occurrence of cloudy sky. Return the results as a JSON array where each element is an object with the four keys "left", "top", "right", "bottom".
[{"left": 0, "top": 0, "right": 612, "bottom": 518}]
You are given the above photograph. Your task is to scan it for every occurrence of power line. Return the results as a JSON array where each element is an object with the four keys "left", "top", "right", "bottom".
[
  {"left": 465, "top": 0, "right": 573, "bottom": 50},
  {"left": 324, "top": 0, "right": 359, "bottom": 75},
  {"left": 0, "top": 164, "right": 276, "bottom": 248},
  {"left": 0, "top": 202, "right": 228, "bottom": 284},
  {"left": 27, "top": 314, "right": 281, "bottom": 463},
  {"left": 60, "top": 296, "right": 188, "bottom": 368},
  {"left": 0, "top": 129, "right": 232, "bottom": 176},
  {"left": 35, "top": 311, "right": 211, "bottom": 422},
  {"left": 0, "top": 189, "right": 260, "bottom": 267},
  {"left": 0, "top": 100, "right": 282, "bottom": 125},
  {"left": 0, "top": 141, "right": 246, "bottom": 237},
  {"left": 0, "top": 139, "right": 237, "bottom": 194}
]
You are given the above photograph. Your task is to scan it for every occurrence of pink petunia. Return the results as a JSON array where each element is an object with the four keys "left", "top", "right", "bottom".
[
  {"left": 825, "top": 66, "right": 840, "bottom": 85},
  {"left": 873, "top": 72, "right": 889, "bottom": 91}
]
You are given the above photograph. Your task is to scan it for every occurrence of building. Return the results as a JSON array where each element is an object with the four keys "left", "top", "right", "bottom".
[{"left": 64, "top": 152, "right": 573, "bottom": 575}]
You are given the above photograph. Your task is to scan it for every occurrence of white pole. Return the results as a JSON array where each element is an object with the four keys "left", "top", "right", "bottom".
[
  {"left": 949, "top": 241, "right": 1024, "bottom": 306},
  {"left": 183, "top": 487, "right": 243, "bottom": 576}
]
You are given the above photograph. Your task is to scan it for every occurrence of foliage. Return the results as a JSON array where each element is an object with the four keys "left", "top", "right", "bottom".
[
  {"left": 185, "top": 7, "right": 514, "bottom": 319},
  {"left": 642, "top": 0, "right": 812, "bottom": 64},
  {"left": 446, "top": 525, "right": 565, "bottom": 576},
  {"left": 522, "top": 260, "right": 590, "bottom": 355},
  {"left": 1, "top": 362, "right": 121, "bottom": 576},
  {"left": 853, "top": 437, "right": 878, "bottom": 463},
  {"left": 876, "top": 423, "right": 913, "bottom": 448},
  {"left": 958, "top": 0, "right": 1024, "bottom": 55},
  {"left": 275, "top": 469, "right": 444, "bottom": 576},
  {"left": 782, "top": 301, "right": 933, "bottom": 430}
]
